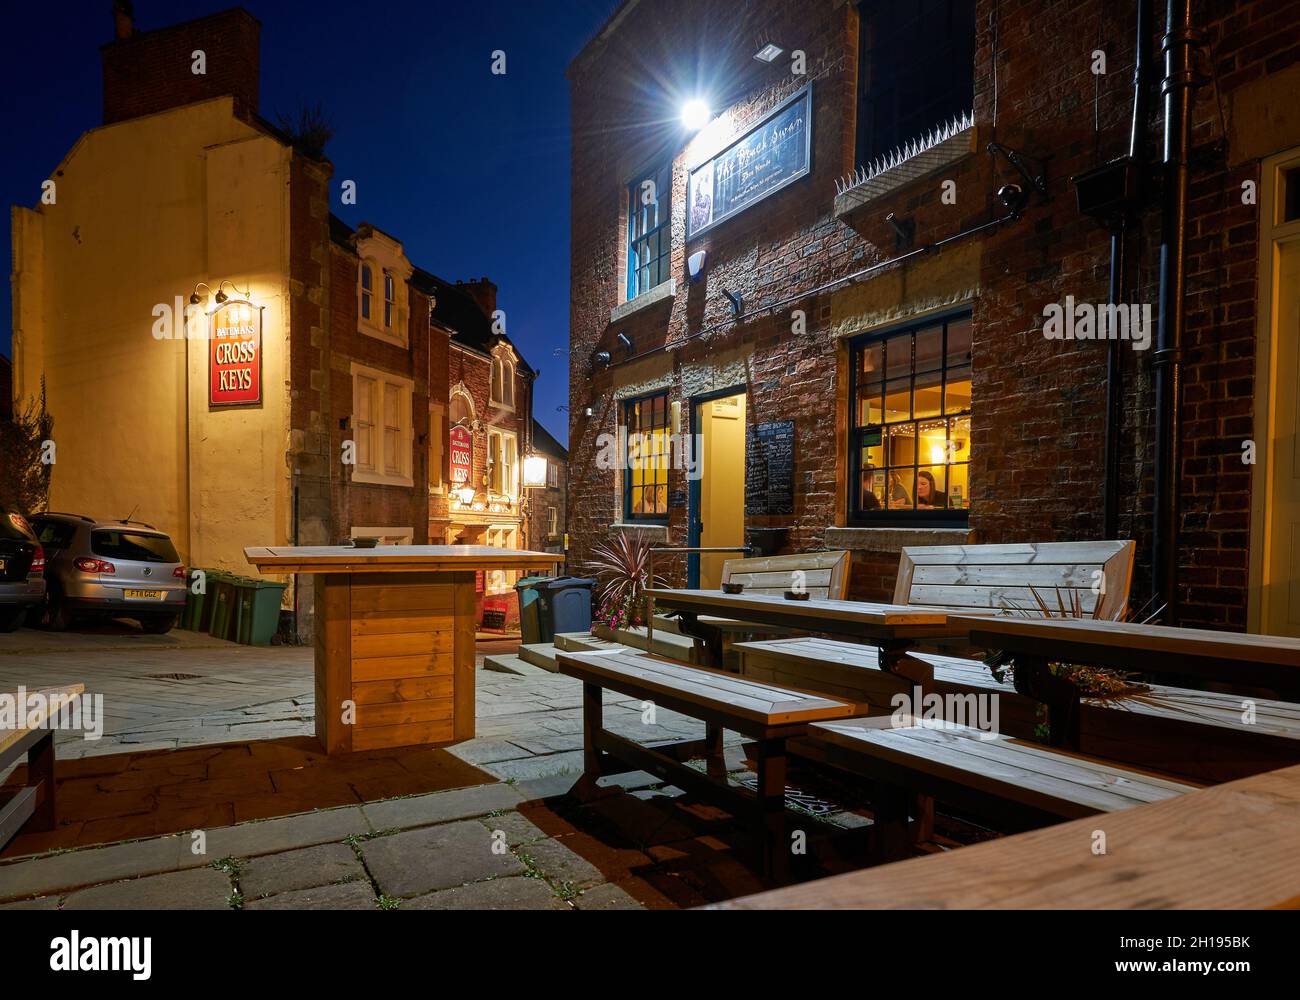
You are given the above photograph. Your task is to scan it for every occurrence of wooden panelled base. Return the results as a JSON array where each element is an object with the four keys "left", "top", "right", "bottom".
[{"left": 314, "top": 571, "right": 476, "bottom": 754}]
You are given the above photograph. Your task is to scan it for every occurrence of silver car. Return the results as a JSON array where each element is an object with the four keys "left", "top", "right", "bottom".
[{"left": 30, "top": 514, "right": 187, "bottom": 633}]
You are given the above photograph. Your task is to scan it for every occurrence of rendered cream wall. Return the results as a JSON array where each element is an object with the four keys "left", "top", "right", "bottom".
[{"left": 11, "top": 97, "right": 292, "bottom": 572}]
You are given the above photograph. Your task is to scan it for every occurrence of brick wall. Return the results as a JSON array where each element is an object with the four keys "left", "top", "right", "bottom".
[
  {"left": 568, "top": 0, "right": 1300, "bottom": 627},
  {"left": 102, "top": 8, "right": 261, "bottom": 125}
]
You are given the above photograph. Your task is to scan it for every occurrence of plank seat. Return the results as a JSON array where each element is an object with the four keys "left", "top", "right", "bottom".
[
  {"left": 811, "top": 715, "right": 1196, "bottom": 860},
  {"left": 555, "top": 647, "right": 866, "bottom": 882}
]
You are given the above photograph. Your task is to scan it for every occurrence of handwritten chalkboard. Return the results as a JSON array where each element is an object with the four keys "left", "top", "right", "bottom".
[
  {"left": 746, "top": 421, "right": 795, "bottom": 516},
  {"left": 687, "top": 85, "right": 812, "bottom": 239}
]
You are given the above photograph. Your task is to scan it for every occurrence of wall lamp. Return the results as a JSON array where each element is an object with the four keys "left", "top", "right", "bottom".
[
  {"left": 616, "top": 331, "right": 633, "bottom": 353},
  {"left": 721, "top": 288, "right": 743, "bottom": 316},
  {"left": 189, "top": 282, "right": 212, "bottom": 305},
  {"left": 681, "top": 99, "right": 711, "bottom": 131},
  {"left": 754, "top": 43, "right": 785, "bottom": 63}
]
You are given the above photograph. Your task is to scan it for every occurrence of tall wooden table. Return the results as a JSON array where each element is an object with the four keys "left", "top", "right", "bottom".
[{"left": 245, "top": 546, "right": 562, "bottom": 754}]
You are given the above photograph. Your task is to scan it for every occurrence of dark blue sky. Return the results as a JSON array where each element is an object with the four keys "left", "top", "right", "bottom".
[{"left": 0, "top": 0, "right": 615, "bottom": 445}]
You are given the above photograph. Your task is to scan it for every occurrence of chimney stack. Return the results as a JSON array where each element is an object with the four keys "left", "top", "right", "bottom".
[
  {"left": 112, "top": 0, "right": 134, "bottom": 40},
  {"left": 455, "top": 277, "right": 498, "bottom": 322}
]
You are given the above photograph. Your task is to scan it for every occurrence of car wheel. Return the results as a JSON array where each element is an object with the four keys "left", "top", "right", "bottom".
[
  {"left": 40, "top": 592, "right": 74, "bottom": 631},
  {"left": 0, "top": 607, "right": 26, "bottom": 632},
  {"left": 140, "top": 616, "right": 176, "bottom": 635}
]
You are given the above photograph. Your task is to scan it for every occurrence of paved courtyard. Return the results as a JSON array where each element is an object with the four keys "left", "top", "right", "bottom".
[{"left": 0, "top": 626, "right": 885, "bottom": 908}]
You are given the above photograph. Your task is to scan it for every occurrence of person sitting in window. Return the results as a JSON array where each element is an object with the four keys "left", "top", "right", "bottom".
[{"left": 917, "top": 471, "right": 948, "bottom": 510}]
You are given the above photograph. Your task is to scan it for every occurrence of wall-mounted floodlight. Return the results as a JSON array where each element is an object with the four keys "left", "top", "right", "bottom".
[
  {"left": 754, "top": 43, "right": 784, "bottom": 63},
  {"left": 681, "top": 99, "right": 711, "bottom": 131}
]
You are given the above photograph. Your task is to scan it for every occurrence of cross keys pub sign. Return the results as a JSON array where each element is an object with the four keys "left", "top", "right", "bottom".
[{"left": 208, "top": 300, "right": 263, "bottom": 408}]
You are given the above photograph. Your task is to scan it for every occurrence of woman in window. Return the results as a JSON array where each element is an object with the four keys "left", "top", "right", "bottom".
[{"left": 917, "top": 470, "right": 948, "bottom": 510}]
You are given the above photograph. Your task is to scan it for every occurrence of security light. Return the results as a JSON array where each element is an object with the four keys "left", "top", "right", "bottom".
[
  {"left": 754, "top": 43, "right": 784, "bottom": 63},
  {"left": 681, "top": 99, "right": 711, "bottom": 131}
]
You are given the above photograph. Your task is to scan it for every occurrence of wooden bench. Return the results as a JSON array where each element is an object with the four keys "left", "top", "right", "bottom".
[
  {"left": 0, "top": 684, "right": 83, "bottom": 849},
  {"left": 811, "top": 715, "right": 1197, "bottom": 861},
  {"left": 554, "top": 647, "right": 866, "bottom": 882},
  {"left": 713, "top": 762, "right": 1300, "bottom": 909}
]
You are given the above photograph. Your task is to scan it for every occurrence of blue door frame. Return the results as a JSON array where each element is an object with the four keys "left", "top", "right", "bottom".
[{"left": 686, "top": 385, "right": 748, "bottom": 588}]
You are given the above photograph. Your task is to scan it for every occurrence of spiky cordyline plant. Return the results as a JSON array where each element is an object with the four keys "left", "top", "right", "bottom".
[
  {"left": 585, "top": 531, "right": 666, "bottom": 628},
  {"left": 988, "top": 588, "right": 1167, "bottom": 700}
]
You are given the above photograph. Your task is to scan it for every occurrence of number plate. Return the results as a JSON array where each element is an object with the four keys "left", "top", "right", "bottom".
[{"left": 123, "top": 589, "right": 164, "bottom": 601}]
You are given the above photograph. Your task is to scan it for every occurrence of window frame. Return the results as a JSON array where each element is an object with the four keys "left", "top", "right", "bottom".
[
  {"left": 626, "top": 161, "right": 673, "bottom": 301},
  {"left": 622, "top": 390, "right": 671, "bottom": 524},
  {"left": 487, "top": 428, "right": 519, "bottom": 498},
  {"left": 350, "top": 363, "right": 415, "bottom": 488},
  {"left": 846, "top": 310, "right": 972, "bottom": 527}
]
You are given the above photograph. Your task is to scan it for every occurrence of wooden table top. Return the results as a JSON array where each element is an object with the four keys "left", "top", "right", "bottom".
[
  {"left": 647, "top": 589, "right": 995, "bottom": 637},
  {"left": 712, "top": 761, "right": 1300, "bottom": 909},
  {"left": 244, "top": 545, "right": 565, "bottom": 574}
]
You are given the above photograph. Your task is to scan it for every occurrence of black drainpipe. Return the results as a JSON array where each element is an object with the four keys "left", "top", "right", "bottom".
[
  {"left": 1103, "top": 0, "right": 1152, "bottom": 540},
  {"left": 1152, "top": 0, "right": 1199, "bottom": 623}
]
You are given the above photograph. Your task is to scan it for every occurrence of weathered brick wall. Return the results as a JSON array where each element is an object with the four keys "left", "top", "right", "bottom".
[
  {"left": 568, "top": 0, "right": 1300, "bottom": 628},
  {"left": 102, "top": 8, "right": 261, "bottom": 125}
]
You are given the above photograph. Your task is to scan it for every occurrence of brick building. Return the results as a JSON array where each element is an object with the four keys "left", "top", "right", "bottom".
[{"left": 566, "top": 0, "right": 1300, "bottom": 636}]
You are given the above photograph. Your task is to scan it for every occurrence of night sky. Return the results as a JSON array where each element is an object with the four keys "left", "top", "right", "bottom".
[{"left": 0, "top": 0, "right": 617, "bottom": 445}]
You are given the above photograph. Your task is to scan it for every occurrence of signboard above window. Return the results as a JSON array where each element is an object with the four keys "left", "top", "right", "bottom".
[{"left": 687, "top": 84, "right": 812, "bottom": 240}]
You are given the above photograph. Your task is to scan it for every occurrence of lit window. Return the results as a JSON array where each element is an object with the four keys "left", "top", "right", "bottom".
[
  {"left": 628, "top": 162, "right": 672, "bottom": 299},
  {"left": 488, "top": 430, "right": 518, "bottom": 496},
  {"left": 849, "top": 313, "right": 972, "bottom": 523},
  {"left": 351, "top": 365, "right": 413, "bottom": 487},
  {"left": 355, "top": 376, "right": 375, "bottom": 472},
  {"left": 623, "top": 391, "right": 669, "bottom": 521}
]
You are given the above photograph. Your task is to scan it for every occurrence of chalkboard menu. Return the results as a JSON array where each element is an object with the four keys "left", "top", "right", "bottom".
[
  {"left": 687, "top": 85, "right": 812, "bottom": 239},
  {"left": 746, "top": 421, "right": 795, "bottom": 516}
]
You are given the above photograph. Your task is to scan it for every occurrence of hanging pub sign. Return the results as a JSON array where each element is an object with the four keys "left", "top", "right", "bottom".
[
  {"left": 208, "top": 300, "right": 263, "bottom": 408},
  {"left": 687, "top": 84, "right": 812, "bottom": 240},
  {"left": 450, "top": 424, "right": 473, "bottom": 484}
]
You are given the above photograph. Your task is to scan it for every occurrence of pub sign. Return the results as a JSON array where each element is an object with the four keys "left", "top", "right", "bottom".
[{"left": 208, "top": 300, "right": 263, "bottom": 408}]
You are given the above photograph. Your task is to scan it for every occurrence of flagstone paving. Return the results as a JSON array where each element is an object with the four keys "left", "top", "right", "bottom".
[{"left": 0, "top": 627, "right": 889, "bottom": 908}]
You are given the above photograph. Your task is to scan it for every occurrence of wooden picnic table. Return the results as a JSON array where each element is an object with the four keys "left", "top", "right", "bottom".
[
  {"left": 956, "top": 615, "right": 1300, "bottom": 749},
  {"left": 646, "top": 588, "right": 993, "bottom": 680},
  {"left": 245, "top": 545, "right": 562, "bottom": 754},
  {"left": 711, "top": 760, "right": 1300, "bottom": 909}
]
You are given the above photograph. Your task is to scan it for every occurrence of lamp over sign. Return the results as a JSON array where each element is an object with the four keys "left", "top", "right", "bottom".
[{"left": 523, "top": 453, "right": 548, "bottom": 489}]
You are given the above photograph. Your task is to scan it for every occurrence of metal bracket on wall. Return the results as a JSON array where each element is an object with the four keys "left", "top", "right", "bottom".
[{"left": 987, "top": 142, "right": 1050, "bottom": 199}]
